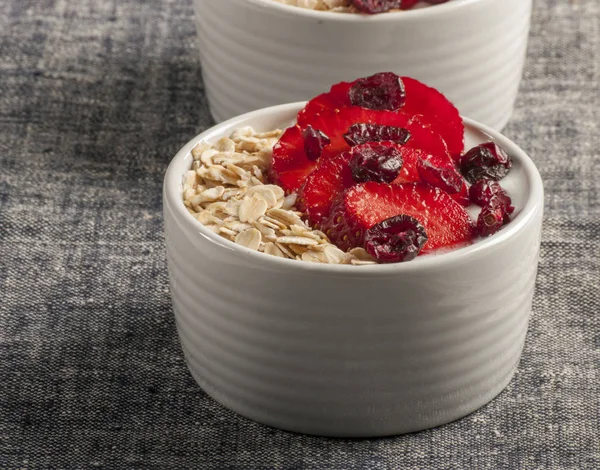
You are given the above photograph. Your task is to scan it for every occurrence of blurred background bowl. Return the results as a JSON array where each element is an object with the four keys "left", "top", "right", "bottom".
[{"left": 193, "top": 0, "right": 532, "bottom": 130}]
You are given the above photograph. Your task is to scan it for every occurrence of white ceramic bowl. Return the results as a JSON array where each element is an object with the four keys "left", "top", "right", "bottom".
[
  {"left": 163, "top": 103, "right": 543, "bottom": 437},
  {"left": 193, "top": 0, "right": 532, "bottom": 130}
]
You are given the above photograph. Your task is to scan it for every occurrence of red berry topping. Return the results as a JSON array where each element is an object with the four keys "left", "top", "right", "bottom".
[
  {"left": 322, "top": 182, "right": 474, "bottom": 253},
  {"left": 344, "top": 123, "right": 410, "bottom": 147},
  {"left": 298, "top": 81, "right": 352, "bottom": 124},
  {"left": 304, "top": 107, "right": 412, "bottom": 158},
  {"left": 305, "top": 107, "right": 450, "bottom": 160},
  {"left": 349, "top": 142, "right": 404, "bottom": 184},
  {"left": 401, "top": 78, "right": 464, "bottom": 160},
  {"left": 469, "top": 179, "right": 514, "bottom": 213},
  {"left": 348, "top": 72, "right": 406, "bottom": 111},
  {"left": 416, "top": 158, "right": 463, "bottom": 194},
  {"left": 272, "top": 108, "right": 416, "bottom": 193},
  {"left": 364, "top": 215, "right": 428, "bottom": 263},
  {"left": 299, "top": 141, "right": 404, "bottom": 224},
  {"left": 270, "top": 125, "right": 316, "bottom": 192},
  {"left": 298, "top": 150, "right": 354, "bottom": 224},
  {"left": 303, "top": 125, "right": 330, "bottom": 162},
  {"left": 298, "top": 75, "right": 464, "bottom": 160},
  {"left": 476, "top": 201, "right": 511, "bottom": 238},
  {"left": 351, "top": 0, "right": 401, "bottom": 13},
  {"left": 460, "top": 142, "right": 512, "bottom": 184},
  {"left": 393, "top": 150, "right": 470, "bottom": 206}
]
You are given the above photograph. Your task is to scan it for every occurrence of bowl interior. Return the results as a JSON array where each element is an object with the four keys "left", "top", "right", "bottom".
[{"left": 164, "top": 102, "right": 543, "bottom": 273}]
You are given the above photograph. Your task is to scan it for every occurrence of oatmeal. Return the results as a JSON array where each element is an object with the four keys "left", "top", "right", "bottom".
[{"left": 182, "top": 127, "right": 376, "bottom": 265}]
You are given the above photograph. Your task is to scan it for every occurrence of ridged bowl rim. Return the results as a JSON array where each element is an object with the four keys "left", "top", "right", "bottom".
[{"left": 163, "top": 102, "right": 543, "bottom": 275}]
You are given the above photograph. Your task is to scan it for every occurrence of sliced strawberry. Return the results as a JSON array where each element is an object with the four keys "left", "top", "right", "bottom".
[
  {"left": 298, "top": 74, "right": 464, "bottom": 160},
  {"left": 299, "top": 141, "right": 404, "bottom": 224},
  {"left": 304, "top": 107, "right": 450, "bottom": 159},
  {"left": 307, "top": 107, "right": 411, "bottom": 158},
  {"left": 391, "top": 149, "right": 469, "bottom": 206},
  {"left": 270, "top": 125, "right": 317, "bottom": 193},
  {"left": 298, "top": 81, "right": 352, "bottom": 125},
  {"left": 321, "top": 182, "right": 475, "bottom": 253},
  {"left": 272, "top": 109, "right": 417, "bottom": 194},
  {"left": 403, "top": 117, "right": 450, "bottom": 160},
  {"left": 298, "top": 151, "right": 354, "bottom": 224},
  {"left": 401, "top": 77, "right": 464, "bottom": 160}
]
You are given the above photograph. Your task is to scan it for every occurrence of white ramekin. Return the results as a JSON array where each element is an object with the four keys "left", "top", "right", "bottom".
[
  {"left": 163, "top": 103, "right": 544, "bottom": 437},
  {"left": 193, "top": 0, "right": 532, "bottom": 131}
]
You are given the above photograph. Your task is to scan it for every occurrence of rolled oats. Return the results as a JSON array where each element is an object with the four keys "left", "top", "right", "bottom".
[
  {"left": 239, "top": 194, "right": 269, "bottom": 223},
  {"left": 235, "top": 228, "right": 262, "bottom": 250},
  {"left": 182, "top": 127, "right": 376, "bottom": 265}
]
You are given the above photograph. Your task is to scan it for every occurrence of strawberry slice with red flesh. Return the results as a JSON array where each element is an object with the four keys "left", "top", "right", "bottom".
[
  {"left": 298, "top": 81, "right": 352, "bottom": 125},
  {"left": 270, "top": 125, "right": 318, "bottom": 193},
  {"left": 272, "top": 108, "right": 416, "bottom": 193},
  {"left": 322, "top": 182, "right": 474, "bottom": 253},
  {"left": 401, "top": 78, "right": 464, "bottom": 161},
  {"left": 305, "top": 107, "right": 450, "bottom": 159},
  {"left": 297, "top": 75, "right": 464, "bottom": 160},
  {"left": 393, "top": 151, "right": 470, "bottom": 206},
  {"left": 299, "top": 141, "right": 403, "bottom": 224},
  {"left": 301, "top": 145, "right": 469, "bottom": 226},
  {"left": 298, "top": 150, "right": 354, "bottom": 224}
]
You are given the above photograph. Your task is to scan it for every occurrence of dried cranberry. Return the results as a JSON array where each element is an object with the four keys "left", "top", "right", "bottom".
[
  {"left": 349, "top": 143, "right": 404, "bottom": 184},
  {"left": 416, "top": 159, "right": 463, "bottom": 194},
  {"left": 476, "top": 200, "right": 511, "bottom": 237},
  {"left": 364, "top": 214, "right": 428, "bottom": 263},
  {"left": 469, "top": 179, "right": 514, "bottom": 213},
  {"left": 460, "top": 142, "right": 512, "bottom": 184},
  {"left": 343, "top": 123, "right": 411, "bottom": 147},
  {"left": 348, "top": 72, "right": 406, "bottom": 111},
  {"left": 303, "top": 125, "right": 330, "bottom": 161}
]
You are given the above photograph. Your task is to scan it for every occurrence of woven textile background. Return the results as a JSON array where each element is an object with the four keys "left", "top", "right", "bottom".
[{"left": 1, "top": 0, "right": 599, "bottom": 468}]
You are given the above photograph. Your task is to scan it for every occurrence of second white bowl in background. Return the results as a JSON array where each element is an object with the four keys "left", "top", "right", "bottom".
[{"left": 193, "top": 0, "right": 532, "bottom": 130}]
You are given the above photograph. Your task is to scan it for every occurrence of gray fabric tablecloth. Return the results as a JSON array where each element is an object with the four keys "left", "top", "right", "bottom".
[{"left": 1, "top": 0, "right": 599, "bottom": 468}]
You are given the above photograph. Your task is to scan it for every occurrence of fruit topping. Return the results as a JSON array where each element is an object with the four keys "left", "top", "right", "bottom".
[
  {"left": 476, "top": 201, "right": 512, "bottom": 238},
  {"left": 416, "top": 158, "right": 463, "bottom": 195},
  {"left": 393, "top": 150, "right": 469, "bottom": 206},
  {"left": 273, "top": 108, "right": 417, "bottom": 193},
  {"left": 303, "top": 125, "right": 331, "bottom": 161},
  {"left": 304, "top": 107, "right": 450, "bottom": 159},
  {"left": 349, "top": 142, "right": 404, "bottom": 184},
  {"left": 460, "top": 142, "right": 512, "bottom": 184},
  {"left": 401, "top": 77, "right": 464, "bottom": 160},
  {"left": 272, "top": 74, "right": 518, "bottom": 262},
  {"left": 344, "top": 123, "right": 410, "bottom": 147},
  {"left": 469, "top": 179, "right": 514, "bottom": 213},
  {"left": 363, "top": 215, "right": 428, "bottom": 263},
  {"left": 299, "top": 150, "right": 355, "bottom": 224},
  {"left": 297, "top": 74, "right": 464, "bottom": 159},
  {"left": 348, "top": 72, "right": 406, "bottom": 111},
  {"left": 299, "top": 141, "right": 404, "bottom": 224},
  {"left": 321, "top": 182, "right": 474, "bottom": 253},
  {"left": 297, "top": 81, "right": 352, "bottom": 124},
  {"left": 271, "top": 125, "right": 316, "bottom": 193}
]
